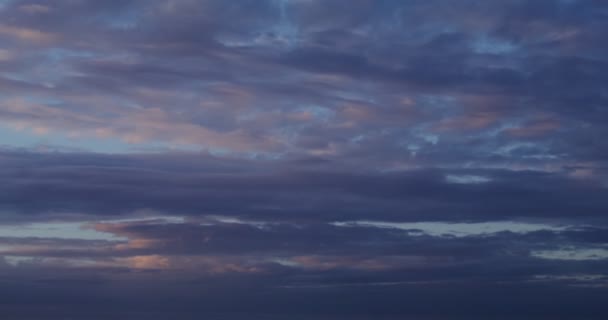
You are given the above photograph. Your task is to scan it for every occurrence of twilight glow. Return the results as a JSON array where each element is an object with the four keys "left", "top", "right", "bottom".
[{"left": 1, "top": 1, "right": 608, "bottom": 319}]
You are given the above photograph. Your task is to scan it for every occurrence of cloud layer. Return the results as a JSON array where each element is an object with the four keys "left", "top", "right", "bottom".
[{"left": 1, "top": 0, "right": 608, "bottom": 319}]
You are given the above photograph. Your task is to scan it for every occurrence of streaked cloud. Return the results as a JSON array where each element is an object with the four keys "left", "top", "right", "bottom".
[{"left": 1, "top": 0, "right": 608, "bottom": 318}]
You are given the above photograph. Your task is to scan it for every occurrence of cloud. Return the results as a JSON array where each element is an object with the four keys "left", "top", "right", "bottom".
[
  {"left": 0, "top": 24, "right": 56, "bottom": 43},
  {"left": 1, "top": 0, "right": 608, "bottom": 318},
  {"left": 2, "top": 149, "right": 608, "bottom": 223}
]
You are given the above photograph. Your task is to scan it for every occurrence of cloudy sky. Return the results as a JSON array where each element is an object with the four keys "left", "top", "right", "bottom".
[{"left": 1, "top": 0, "right": 608, "bottom": 319}]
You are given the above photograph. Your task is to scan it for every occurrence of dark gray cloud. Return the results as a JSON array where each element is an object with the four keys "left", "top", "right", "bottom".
[{"left": 0, "top": 149, "right": 606, "bottom": 223}]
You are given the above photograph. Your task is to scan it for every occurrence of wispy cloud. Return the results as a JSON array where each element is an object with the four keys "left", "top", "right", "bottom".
[{"left": 1, "top": 0, "right": 608, "bottom": 318}]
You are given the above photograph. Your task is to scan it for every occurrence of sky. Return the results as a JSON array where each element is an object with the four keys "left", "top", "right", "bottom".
[{"left": 1, "top": 0, "right": 608, "bottom": 319}]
